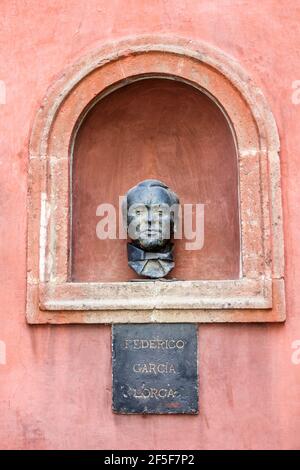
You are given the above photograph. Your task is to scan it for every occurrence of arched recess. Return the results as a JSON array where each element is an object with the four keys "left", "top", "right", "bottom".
[
  {"left": 26, "top": 35, "right": 285, "bottom": 323},
  {"left": 72, "top": 77, "right": 240, "bottom": 282}
]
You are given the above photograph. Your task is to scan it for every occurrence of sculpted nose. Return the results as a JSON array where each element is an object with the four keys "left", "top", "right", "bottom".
[{"left": 147, "top": 209, "right": 154, "bottom": 225}]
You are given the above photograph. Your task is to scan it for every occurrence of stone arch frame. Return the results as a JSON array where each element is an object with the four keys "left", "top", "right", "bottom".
[{"left": 27, "top": 35, "right": 285, "bottom": 323}]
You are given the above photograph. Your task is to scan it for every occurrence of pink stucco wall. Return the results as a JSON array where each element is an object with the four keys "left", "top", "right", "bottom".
[{"left": 0, "top": 0, "right": 299, "bottom": 449}]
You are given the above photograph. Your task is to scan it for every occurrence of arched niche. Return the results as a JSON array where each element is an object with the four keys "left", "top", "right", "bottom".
[
  {"left": 26, "top": 35, "right": 285, "bottom": 323},
  {"left": 72, "top": 78, "right": 240, "bottom": 282}
]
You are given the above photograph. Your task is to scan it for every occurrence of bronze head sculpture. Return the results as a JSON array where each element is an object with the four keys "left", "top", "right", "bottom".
[{"left": 123, "top": 179, "right": 180, "bottom": 279}]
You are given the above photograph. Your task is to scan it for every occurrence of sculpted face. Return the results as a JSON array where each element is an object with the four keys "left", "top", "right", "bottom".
[
  {"left": 125, "top": 182, "right": 177, "bottom": 251},
  {"left": 124, "top": 179, "right": 179, "bottom": 278}
]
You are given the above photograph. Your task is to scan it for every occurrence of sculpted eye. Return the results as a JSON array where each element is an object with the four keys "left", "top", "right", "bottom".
[
  {"left": 154, "top": 209, "right": 164, "bottom": 217},
  {"left": 153, "top": 207, "right": 163, "bottom": 215}
]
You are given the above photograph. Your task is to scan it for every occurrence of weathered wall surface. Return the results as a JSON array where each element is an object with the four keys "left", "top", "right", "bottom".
[{"left": 0, "top": 0, "right": 299, "bottom": 449}]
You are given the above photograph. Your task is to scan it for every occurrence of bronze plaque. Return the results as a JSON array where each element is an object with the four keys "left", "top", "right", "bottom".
[{"left": 112, "top": 324, "right": 198, "bottom": 414}]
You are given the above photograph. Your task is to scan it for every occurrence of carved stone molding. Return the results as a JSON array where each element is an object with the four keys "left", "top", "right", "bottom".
[{"left": 27, "top": 35, "right": 285, "bottom": 323}]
